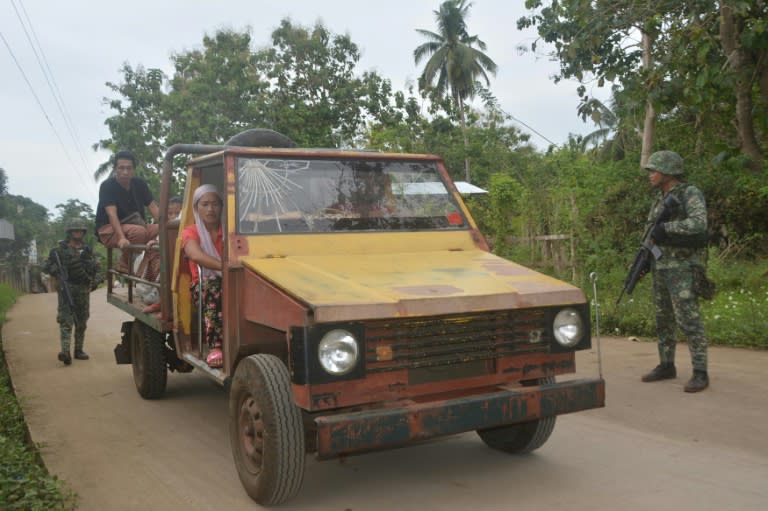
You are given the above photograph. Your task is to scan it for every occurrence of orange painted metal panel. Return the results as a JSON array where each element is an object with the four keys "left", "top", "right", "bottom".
[
  {"left": 293, "top": 352, "right": 577, "bottom": 411},
  {"left": 314, "top": 377, "right": 605, "bottom": 458}
]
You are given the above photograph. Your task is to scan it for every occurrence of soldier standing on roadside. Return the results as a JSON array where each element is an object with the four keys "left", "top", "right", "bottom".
[
  {"left": 640, "top": 150, "right": 710, "bottom": 392},
  {"left": 44, "top": 219, "right": 101, "bottom": 365}
]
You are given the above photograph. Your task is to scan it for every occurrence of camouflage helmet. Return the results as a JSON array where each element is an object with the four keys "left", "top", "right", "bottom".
[
  {"left": 644, "top": 150, "right": 684, "bottom": 176},
  {"left": 65, "top": 218, "right": 89, "bottom": 234}
]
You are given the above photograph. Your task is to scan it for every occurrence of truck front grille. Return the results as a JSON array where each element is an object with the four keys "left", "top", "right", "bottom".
[{"left": 364, "top": 309, "right": 550, "bottom": 375}]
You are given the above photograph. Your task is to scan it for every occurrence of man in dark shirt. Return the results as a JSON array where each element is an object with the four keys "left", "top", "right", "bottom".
[{"left": 95, "top": 150, "right": 160, "bottom": 274}]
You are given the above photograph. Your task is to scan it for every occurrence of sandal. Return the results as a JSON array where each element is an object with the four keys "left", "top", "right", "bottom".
[
  {"left": 142, "top": 303, "right": 160, "bottom": 313},
  {"left": 206, "top": 347, "right": 223, "bottom": 368}
]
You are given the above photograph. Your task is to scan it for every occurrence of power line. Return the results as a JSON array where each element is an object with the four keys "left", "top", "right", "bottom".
[
  {"left": 0, "top": 31, "right": 98, "bottom": 202},
  {"left": 473, "top": 87, "right": 559, "bottom": 147},
  {"left": 13, "top": 0, "right": 94, "bottom": 178},
  {"left": 503, "top": 110, "right": 557, "bottom": 147}
]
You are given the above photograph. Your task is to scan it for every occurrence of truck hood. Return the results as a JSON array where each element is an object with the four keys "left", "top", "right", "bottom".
[{"left": 241, "top": 250, "right": 585, "bottom": 322}]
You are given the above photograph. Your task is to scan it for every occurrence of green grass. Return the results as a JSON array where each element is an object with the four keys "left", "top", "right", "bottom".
[
  {"left": 699, "top": 254, "right": 768, "bottom": 348},
  {"left": 499, "top": 245, "right": 768, "bottom": 349},
  {"left": 587, "top": 253, "right": 768, "bottom": 349},
  {"left": 0, "top": 285, "right": 18, "bottom": 324},
  {"left": 0, "top": 284, "right": 77, "bottom": 510}
]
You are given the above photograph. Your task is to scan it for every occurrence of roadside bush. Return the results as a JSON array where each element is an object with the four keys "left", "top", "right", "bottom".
[
  {"left": 468, "top": 145, "right": 768, "bottom": 351},
  {"left": 578, "top": 265, "right": 657, "bottom": 339},
  {"left": 575, "top": 252, "right": 768, "bottom": 349},
  {"left": 491, "top": 240, "right": 768, "bottom": 349},
  {"left": 0, "top": 284, "right": 18, "bottom": 323},
  {"left": 0, "top": 284, "right": 77, "bottom": 510},
  {"left": 702, "top": 255, "right": 768, "bottom": 348}
]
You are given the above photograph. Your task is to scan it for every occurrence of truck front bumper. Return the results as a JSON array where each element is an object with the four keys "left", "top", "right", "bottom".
[{"left": 314, "top": 377, "right": 605, "bottom": 459}]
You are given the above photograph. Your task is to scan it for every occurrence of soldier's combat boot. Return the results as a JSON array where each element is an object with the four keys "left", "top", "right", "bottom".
[
  {"left": 641, "top": 362, "right": 676, "bottom": 382},
  {"left": 684, "top": 370, "right": 709, "bottom": 393},
  {"left": 58, "top": 351, "right": 72, "bottom": 365},
  {"left": 74, "top": 350, "right": 90, "bottom": 360}
]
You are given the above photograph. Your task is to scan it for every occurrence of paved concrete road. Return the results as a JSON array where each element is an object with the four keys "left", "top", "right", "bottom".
[{"left": 4, "top": 290, "right": 767, "bottom": 510}]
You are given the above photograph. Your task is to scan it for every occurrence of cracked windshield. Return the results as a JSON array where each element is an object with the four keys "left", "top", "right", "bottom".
[{"left": 236, "top": 157, "right": 467, "bottom": 234}]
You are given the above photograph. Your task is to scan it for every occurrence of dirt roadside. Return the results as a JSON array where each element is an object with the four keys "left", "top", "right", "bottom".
[{"left": 3, "top": 289, "right": 768, "bottom": 510}]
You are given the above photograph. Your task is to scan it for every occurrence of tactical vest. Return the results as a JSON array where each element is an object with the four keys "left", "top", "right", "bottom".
[{"left": 653, "top": 183, "right": 709, "bottom": 249}]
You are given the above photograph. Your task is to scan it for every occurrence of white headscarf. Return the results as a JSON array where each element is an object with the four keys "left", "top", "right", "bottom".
[{"left": 192, "top": 184, "right": 223, "bottom": 279}]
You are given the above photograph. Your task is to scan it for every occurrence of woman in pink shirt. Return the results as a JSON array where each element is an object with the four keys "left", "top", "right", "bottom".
[{"left": 181, "top": 185, "right": 224, "bottom": 368}]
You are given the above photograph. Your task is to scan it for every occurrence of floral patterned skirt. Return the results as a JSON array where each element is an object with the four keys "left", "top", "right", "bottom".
[{"left": 190, "top": 276, "right": 223, "bottom": 349}]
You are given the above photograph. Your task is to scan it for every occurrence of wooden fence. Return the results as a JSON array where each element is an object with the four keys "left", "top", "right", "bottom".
[
  {"left": 501, "top": 233, "right": 575, "bottom": 280},
  {"left": 0, "top": 264, "right": 47, "bottom": 293}
]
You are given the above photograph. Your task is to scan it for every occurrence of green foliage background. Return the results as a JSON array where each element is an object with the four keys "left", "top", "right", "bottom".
[
  {"left": 0, "top": 285, "right": 76, "bottom": 510},
  {"left": 2, "top": 4, "right": 767, "bottom": 348},
  {"left": 0, "top": 5, "right": 765, "bottom": 509}
]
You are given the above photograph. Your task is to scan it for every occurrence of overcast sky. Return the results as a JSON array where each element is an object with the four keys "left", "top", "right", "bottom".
[{"left": 0, "top": 0, "right": 609, "bottom": 215}]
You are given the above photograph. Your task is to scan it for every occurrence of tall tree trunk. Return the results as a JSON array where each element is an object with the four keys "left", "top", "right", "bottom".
[
  {"left": 640, "top": 30, "right": 655, "bottom": 167},
  {"left": 569, "top": 193, "right": 577, "bottom": 283},
  {"left": 720, "top": 5, "right": 764, "bottom": 167},
  {"left": 757, "top": 47, "right": 768, "bottom": 109},
  {"left": 457, "top": 95, "right": 471, "bottom": 183},
  {"left": 694, "top": 113, "right": 704, "bottom": 156},
  {"left": 760, "top": 63, "right": 768, "bottom": 111}
]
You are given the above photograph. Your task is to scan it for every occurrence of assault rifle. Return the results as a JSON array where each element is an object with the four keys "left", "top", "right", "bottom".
[
  {"left": 616, "top": 193, "right": 681, "bottom": 305},
  {"left": 52, "top": 250, "right": 75, "bottom": 309}
]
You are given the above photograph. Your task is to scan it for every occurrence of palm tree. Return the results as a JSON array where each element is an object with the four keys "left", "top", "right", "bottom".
[
  {"left": 0, "top": 167, "right": 7, "bottom": 195},
  {"left": 414, "top": 0, "right": 497, "bottom": 182},
  {"left": 578, "top": 95, "right": 634, "bottom": 161}
]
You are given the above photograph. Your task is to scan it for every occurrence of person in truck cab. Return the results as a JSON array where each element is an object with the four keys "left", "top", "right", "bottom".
[
  {"left": 181, "top": 185, "right": 224, "bottom": 368},
  {"left": 167, "top": 195, "right": 183, "bottom": 220},
  {"left": 140, "top": 195, "right": 185, "bottom": 313}
]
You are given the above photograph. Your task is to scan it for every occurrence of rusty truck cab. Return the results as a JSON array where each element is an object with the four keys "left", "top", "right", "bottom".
[{"left": 113, "top": 133, "right": 604, "bottom": 506}]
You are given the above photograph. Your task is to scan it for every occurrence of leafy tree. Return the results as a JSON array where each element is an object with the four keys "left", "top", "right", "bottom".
[
  {"left": 518, "top": 1, "right": 767, "bottom": 166},
  {"left": 44, "top": 199, "right": 97, "bottom": 252},
  {"left": 365, "top": 86, "right": 427, "bottom": 154},
  {"left": 463, "top": 99, "right": 535, "bottom": 187},
  {"left": 166, "top": 29, "right": 269, "bottom": 146},
  {"left": 258, "top": 20, "right": 395, "bottom": 148},
  {"left": 52, "top": 199, "right": 95, "bottom": 222},
  {"left": 414, "top": 0, "right": 498, "bottom": 182},
  {"left": 578, "top": 95, "right": 638, "bottom": 161},
  {"left": 517, "top": 0, "right": 687, "bottom": 166},
  {"left": 0, "top": 168, "right": 8, "bottom": 218},
  {"left": 95, "top": 64, "right": 168, "bottom": 182},
  {"left": 0, "top": 196, "right": 50, "bottom": 268},
  {"left": 481, "top": 172, "right": 528, "bottom": 253},
  {"left": 675, "top": 2, "right": 767, "bottom": 166},
  {"left": 97, "top": 22, "right": 399, "bottom": 192}
]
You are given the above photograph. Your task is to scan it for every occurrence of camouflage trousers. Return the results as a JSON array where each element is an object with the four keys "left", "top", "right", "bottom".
[
  {"left": 652, "top": 266, "right": 707, "bottom": 371},
  {"left": 57, "top": 284, "right": 90, "bottom": 353}
]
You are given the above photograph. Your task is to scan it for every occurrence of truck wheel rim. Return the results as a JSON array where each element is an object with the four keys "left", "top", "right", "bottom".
[{"left": 238, "top": 395, "right": 265, "bottom": 474}]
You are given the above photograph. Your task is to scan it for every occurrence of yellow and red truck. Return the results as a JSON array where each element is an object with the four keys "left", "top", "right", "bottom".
[{"left": 109, "top": 129, "right": 605, "bottom": 506}]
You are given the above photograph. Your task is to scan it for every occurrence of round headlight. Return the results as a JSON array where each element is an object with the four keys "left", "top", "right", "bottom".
[
  {"left": 553, "top": 308, "right": 584, "bottom": 348},
  {"left": 318, "top": 329, "right": 359, "bottom": 375}
]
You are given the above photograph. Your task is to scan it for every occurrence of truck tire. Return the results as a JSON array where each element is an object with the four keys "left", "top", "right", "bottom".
[
  {"left": 229, "top": 354, "right": 305, "bottom": 506},
  {"left": 130, "top": 321, "right": 167, "bottom": 399},
  {"left": 225, "top": 128, "right": 296, "bottom": 148},
  {"left": 476, "top": 376, "right": 557, "bottom": 454}
]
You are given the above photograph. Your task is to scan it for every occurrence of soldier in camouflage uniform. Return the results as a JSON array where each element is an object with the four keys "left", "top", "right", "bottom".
[
  {"left": 640, "top": 150, "right": 710, "bottom": 392},
  {"left": 44, "top": 219, "right": 101, "bottom": 365}
]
